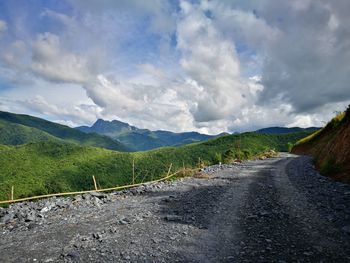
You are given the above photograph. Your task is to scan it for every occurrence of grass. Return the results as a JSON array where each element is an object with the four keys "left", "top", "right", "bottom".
[
  {"left": 0, "top": 131, "right": 312, "bottom": 201},
  {"left": 294, "top": 128, "right": 323, "bottom": 145},
  {"left": 320, "top": 158, "right": 343, "bottom": 176}
]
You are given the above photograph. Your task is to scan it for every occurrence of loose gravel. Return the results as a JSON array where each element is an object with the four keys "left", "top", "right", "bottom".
[{"left": 1, "top": 153, "right": 349, "bottom": 262}]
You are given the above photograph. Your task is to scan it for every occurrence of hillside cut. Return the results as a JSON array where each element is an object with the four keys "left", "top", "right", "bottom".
[{"left": 292, "top": 106, "right": 350, "bottom": 183}]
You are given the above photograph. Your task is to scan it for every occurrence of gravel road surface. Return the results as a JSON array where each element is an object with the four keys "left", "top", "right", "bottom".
[{"left": 1, "top": 153, "right": 350, "bottom": 262}]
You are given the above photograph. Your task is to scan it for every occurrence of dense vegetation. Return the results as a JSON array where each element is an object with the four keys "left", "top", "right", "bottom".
[
  {"left": 77, "top": 119, "right": 216, "bottom": 151},
  {"left": 0, "top": 111, "right": 129, "bottom": 151},
  {"left": 0, "top": 131, "right": 312, "bottom": 201},
  {"left": 292, "top": 106, "right": 350, "bottom": 183},
  {"left": 0, "top": 119, "right": 60, "bottom": 145}
]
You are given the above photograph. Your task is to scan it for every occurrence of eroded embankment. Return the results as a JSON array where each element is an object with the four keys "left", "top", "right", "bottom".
[{"left": 292, "top": 106, "right": 350, "bottom": 183}]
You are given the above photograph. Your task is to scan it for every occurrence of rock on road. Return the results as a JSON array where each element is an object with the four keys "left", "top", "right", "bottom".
[{"left": 1, "top": 153, "right": 350, "bottom": 262}]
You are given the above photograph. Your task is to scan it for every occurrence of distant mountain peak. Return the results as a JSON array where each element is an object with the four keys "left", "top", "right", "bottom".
[
  {"left": 76, "top": 118, "right": 217, "bottom": 151},
  {"left": 93, "top": 118, "right": 130, "bottom": 127}
]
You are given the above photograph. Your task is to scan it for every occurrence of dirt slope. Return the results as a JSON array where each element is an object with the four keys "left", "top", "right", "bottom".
[{"left": 292, "top": 106, "right": 350, "bottom": 183}]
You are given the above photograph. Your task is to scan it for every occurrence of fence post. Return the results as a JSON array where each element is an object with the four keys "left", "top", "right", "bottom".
[
  {"left": 11, "top": 186, "right": 14, "bottom": 201},
  {"left": 183, "top": 161, "right": 185, "bottom": 176},
  {"left": 132, "top": 159, "right": 135, "bottom": 184},
  {"left": 92, "top": 175, "right": 98, "bottom": 191},
  {"left": 166, "top": 163, "right": 173, "bottom": 177}
]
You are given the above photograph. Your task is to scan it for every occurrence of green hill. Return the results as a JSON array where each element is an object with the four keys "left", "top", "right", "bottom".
[
  {"left": 0, "top": 131, "right": 312, "bottom": 201},
  {"left": 76, "top": 119, "right": 215, "bottom": 151},
  {"left": 0, "top": 119, "right": 60, "bottom": 145},
  {"left": 0, "top": 111, "right": 129, "bottom": 151}
]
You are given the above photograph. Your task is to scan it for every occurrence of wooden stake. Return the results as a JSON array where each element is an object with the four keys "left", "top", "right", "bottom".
[
  {"left": 132, "top": 159, "right": 135, "bottom": 184},
  {"left": 166, "top": 163, "right": 173, "bottom": 177},
  {"left": 11, "top": 186, "right": 14, "bottom": 201},
  {"left": 92, "top": 175, "right": 98, "bottom": 191},
  {"left": 183, "top": 161, "right": 185, "bottom": 176},
  {"left": 198, "top": 157, "right": 201, "bottom": 168}
]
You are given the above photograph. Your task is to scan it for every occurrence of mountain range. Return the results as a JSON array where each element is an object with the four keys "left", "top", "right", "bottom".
[
  {"left": 77, "top": 119, "right": 320, "bottom": 151},
  {"left": 76, "top": 119, "right": 226, "bottom": 151},
  {"left": 0, "top": 110, "right": 320, "bottom": 153}
]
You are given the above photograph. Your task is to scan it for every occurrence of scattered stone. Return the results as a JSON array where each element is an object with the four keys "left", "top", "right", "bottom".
[
  {"left": 93, "top": 233, "right": 101, "bottom": 240},
  {"left": 335, "top": 204, "right": 346, "bottom": 211},
  {"left": 117, "top": 217, "right": 131, "bottom": 225},
  {"left": 40, "top": 206, "right": 53, "bottom": 214},
  {"left": 25, "top": 211, "right": 37, "bottom": 222},
  {"left": 90, "top": 192, "right": 106, "bottom": 199},
  {"left": 258, "top": 211, "right": 270, "bottom": 217},
  {"left": 120, "top": 253, "right": 130, "bottom": 260},
  {"left": 164, "top": 214, "right": 182, "bottom": 222},
  {"left": 67, "top": 250, "right": 80, "bottom": 259},
  {"left": 74, "top": 195, "right": 83, "bottom": 202},
  {"left": 342, "top": 226, "right": 350, "bottom": 235},
  {"left": 82, "top": 194, "right": 92, "bottom": 200},
  {"left": 0, "top": 207, "right": 5, "bottom": 218},
  {"left": 1, "top": 213, "right": 14, "bottom": 224},
  {"left": 92, "top": 197, "right": 103, "bottom": 208}
]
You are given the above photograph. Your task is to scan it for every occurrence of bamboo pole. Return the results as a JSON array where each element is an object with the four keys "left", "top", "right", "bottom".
[
  {"left": 166, "top": 163, "right": 173, "bottom": 177},
  {"left": 92, "top": 175, "right": 98, "bottom": 191},
  {"left": 198, "top": 157, "right": 201, "bottom": 168},
  {"left": 11, "top": 186, "right": 14, "bottom": 201},
  {"left": 183, "top": 161, "right": 185, "bottom": 176},
  {"left": 132, "top": 159, "right": 135, "bottom": 184}
]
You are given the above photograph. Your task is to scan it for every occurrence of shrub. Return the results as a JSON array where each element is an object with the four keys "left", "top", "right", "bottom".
[
  {"left": 213, "top": 152, "right": 222, "bottom": 164},
  {"left": 320, "top": 158, "right": 342, "bottom": 176}
]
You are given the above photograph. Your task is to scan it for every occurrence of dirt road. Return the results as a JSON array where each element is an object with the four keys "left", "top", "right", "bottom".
[{"left": 1, "top": 153, "right": 350, "bottom": 262}]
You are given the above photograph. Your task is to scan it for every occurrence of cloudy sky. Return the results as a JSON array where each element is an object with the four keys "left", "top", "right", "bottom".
[{"left": 0, "top": 0, "right": 349, "bottom": 134}]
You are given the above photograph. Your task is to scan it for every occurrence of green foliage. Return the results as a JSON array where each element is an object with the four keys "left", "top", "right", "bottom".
[
  {"left": 287, "top": 142, "right": 294, "bottom": 152},
  {"left": 0, "top": 131, "right": 312, "bottom": 201},
  {"left": 295, "top": 128, "right": 323, "bottom": 146},
  {"left": 0, "top": 120, "right": 60, "bottom": 145},
  {"left": 320, "top": 158, "right": 342, "bottom": 176},
  {"left": 213, "top": 152, "right": 222, "bottom": 164}
]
